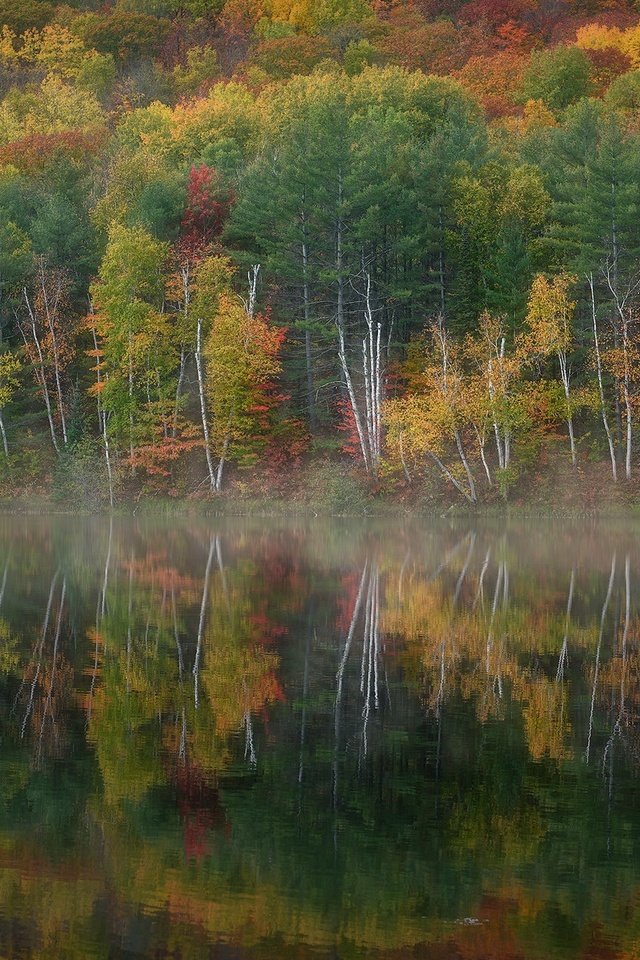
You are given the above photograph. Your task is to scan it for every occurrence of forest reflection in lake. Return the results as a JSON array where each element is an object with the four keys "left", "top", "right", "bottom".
[{"left": 1, "top": 515, "right": 640, "bottom": 959}]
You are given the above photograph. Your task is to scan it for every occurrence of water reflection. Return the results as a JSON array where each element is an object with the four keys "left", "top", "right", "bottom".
[{"left": 1, "top": 516, "right": 640, "bottom": 958}]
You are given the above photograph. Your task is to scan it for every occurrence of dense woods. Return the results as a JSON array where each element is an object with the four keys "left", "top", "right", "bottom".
[{"left": 3, "top": 0, "right": 640, "bottom": 505}]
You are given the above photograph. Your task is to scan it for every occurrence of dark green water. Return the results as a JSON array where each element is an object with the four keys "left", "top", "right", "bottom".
[{"left": 1, "top": 515, "right": 640, "bottom": 959}]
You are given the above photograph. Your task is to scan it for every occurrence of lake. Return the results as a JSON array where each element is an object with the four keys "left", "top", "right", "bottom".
[{"left": 0, "top": 514, "right": 639, "bottom": 959}]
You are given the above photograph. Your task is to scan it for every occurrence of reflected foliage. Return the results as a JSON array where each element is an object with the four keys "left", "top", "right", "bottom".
[{"left": 1, "top": 517, "right": 640, "bottom": 958}]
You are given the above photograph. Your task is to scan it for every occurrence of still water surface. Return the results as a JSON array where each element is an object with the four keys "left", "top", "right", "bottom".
[{"left": 1, "top": 515, "right": 640, "bottom": 958}]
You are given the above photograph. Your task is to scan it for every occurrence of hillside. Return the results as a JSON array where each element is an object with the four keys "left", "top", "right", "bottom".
[{"left": 1, "top": 0, "right": 640, "bottom": 508}]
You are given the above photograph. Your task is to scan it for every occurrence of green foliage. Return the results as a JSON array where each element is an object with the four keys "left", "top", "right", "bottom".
[
  {"left": 343, "top": 38, "right": 378, "bottom": 75},
  {"left": 172, "top": 45, "right": 220, "bottom": 98},
  {"left": 0, "top": 0, "right": 635, "bottom": 502},
  {"left": 605, "top": 67, "right": 640, "bottom": 109},
  {"left": 0, "top": 221, "right": 33, "bottom": 300},
  {"left": 308, "top": 460, "right": 369, "bottom": 512},
  {"left": 519, "top": 46, "right": 592, "bottom": 110},
  {"left": 51, "top": 437, "right": 108, "bottom": 505},
  {"left": 0, "top": 0, "right": 54, "bottom": 33},
  {"left": 76, "top": 51, "right": 117, "bottom": 99},
  {"left": 74, "top": 11, "right": 170, "bottom": 59}
]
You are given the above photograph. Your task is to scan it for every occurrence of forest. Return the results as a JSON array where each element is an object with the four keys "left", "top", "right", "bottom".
[{"left": 2, "top": 0, "right": 640, "bottom": 506}]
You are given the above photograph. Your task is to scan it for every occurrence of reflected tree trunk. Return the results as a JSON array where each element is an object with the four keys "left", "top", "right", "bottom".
[
  {"left": 193, "top": 536, "right": 215, "bottom": 709},
  {"left": 586, "top": 553, "right": 616, "bottom": 764},
  {"left": 21, "top": 570, "right": 58, "bottom": 739},
  {"left": 556, "top": 567, "right": 575, "bottom": 683}
]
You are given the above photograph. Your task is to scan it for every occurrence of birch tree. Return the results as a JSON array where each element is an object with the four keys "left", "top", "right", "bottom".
[
  {"left": 525, "top": 272, "right": 579, "bottom": 467},
  {"left": 337, "top": 273, "right": 384, "bottom": 476},
  {"left": 204, "top": 291, "right": 284, "bottom": 491},
  {"left": 90, "top": 225, "right": 177, "bottom": 479},
  {"left": 385, "top": 316, "right": 478, "bottom": 504},
  {"left": 17, "top": 261, "right": 74, "bottom": 454},
  {"left": 178, "top": 254, "right": 234, "bottom": 492}
]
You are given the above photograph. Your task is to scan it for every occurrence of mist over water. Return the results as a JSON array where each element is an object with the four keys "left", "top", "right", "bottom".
[{"left": 1, "top": 515, "right": 640, "bottom": 959}]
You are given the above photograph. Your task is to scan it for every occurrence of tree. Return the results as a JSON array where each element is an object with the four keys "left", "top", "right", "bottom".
[
  {"left": 0, "top": 0, "right": 53, "bottom": 34},
  {"left": 454, "top": 51, "right": 528, "bottom": 116},
  {"left": 182, "top": 254, "right": 234, "bottom": 492},
  {"left": 0, "top": 351, "right": 20, "bottom": 457},
  {"left": 90, "top": 225, "right": 179, "bottom": 482},
  {"left": 75, "top": 12, "right": 170, "bottom": 61},
  {"left": 17, "top": 260, "right": 75, "bottom": 453},
  {"left": 385, "top": 316, "right": 478, "bottom": 503},
  {"left": 537, "top": 100, "right": 640, "bottom": 477},
  {"left": 268, "top": 0, "right": 371, "bottom": 32},
  {"left": 203, "top": 289, "right": 285, "bottom": 490},
  {"left": 605, "top": 69, "right": 640, "bottom": 111},
  {"left": 525, "top": 272, "right": 578, "bottom": 466},
  {"left": 464, "top": 310, "right": 526, "bottom": 488},
  {"left": 247, "top": 35, "right": 336, "bottom": 80},
  {"left": 172, "top": 46, "right": 220, "bottom": 99},
  {"left": 518, "top": 46, "right": 592, "bottom": 110}
]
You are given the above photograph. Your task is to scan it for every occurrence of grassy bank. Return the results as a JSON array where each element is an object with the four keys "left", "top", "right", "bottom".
[{"left": 2, "top": 451, "right": 640, "bottom": 520}]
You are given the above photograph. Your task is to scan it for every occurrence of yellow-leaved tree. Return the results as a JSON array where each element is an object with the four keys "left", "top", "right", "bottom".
[
  {"left": 525, "top": 273, "right": 581, "bottom": 467},
  {"left": 203, "top": 289, "right": 285, "bottom": 491},
  {"left": 0, "top": 351, "right": 20, "bottom": 458},
  {"left": 385, "top": 316, "right": 478, "bottom": 504}
]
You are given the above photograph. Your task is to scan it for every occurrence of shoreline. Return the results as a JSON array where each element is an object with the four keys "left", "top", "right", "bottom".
[{"left": 3, "top": 494, "right": 640, "bottom": 521}]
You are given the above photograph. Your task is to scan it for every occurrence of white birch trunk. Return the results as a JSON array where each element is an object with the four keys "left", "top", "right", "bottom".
[
  {"left": 454, "top": 430, "right": 477, "bottom": 504},
  {"left": 39, "top": 265, "right": 67, "bottom": 447},
  {"left": 20, "top": 289, "right": 59, "bottom": 453},
  {"left": 589, "top": 274, "right": 617, "bottom": 482},
  {"left": 558, "top": 351, "right": 576, "bottom": 466},
  {"left": 0, "top": 409, "right": 8, "bottom": 457},
  {"left": 193, "top": 536, "right": 215, "bottom": 709},
  {"left": 428, "top": 450, "right": 474, "bottom": 504},
  {"left": 195, "top": 318, "right": 217, "bottom": 492},
  {"left": 338, "top": 326, "right": 370, "bottom": 473}
]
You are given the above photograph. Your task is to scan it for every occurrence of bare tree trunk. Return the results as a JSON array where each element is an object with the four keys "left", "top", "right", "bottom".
[
  {"left": 428, "top": 451, "right": 474, "bottom": 504},
  {"left": 20, "top": 290, "right": 59, "bottom": 454},
  {"left": 38, "top": 264, "right": 67, "bottom": 447},
  {"left": 602, "top": 263, "right": 634, "bottom": 479},
  {"left": 195, "top": 318, "right": 216, "bottom": 492},
  {"left": 128, "top": 343, "right": 135, "bottom": 475},
  {"left": 487, "top": 357, "right": 504, "bottom": 470},
  {"left": 473, "top": 423, "right": 492, "bottom": 486},
  {"left": 339, "top": 274, "right": 384, "bottom": 475},
  {"left": 362, "top": 304, "right": 382, "bottom": 471},
  {"left": 301, "top": 207, "right": 316, "bottom": 430},
  {"left": 215, "top": 432, "right": 229, "bottom": 492},
  {"left": 586, "top": 553, "right": 616, "bottom": 764},
  {"left": 91, "top": 325, "right": 114, "bottom": 507},
  {"left": 338, "top": 326, "right": 370, "bottom": 473},
  {"left": 556, "top": 567, "right": 575, "bottom": 682},
  {"left": 173, "top": 347, "right": 186, "bottom": 438},
  {"left": 193, "top": 536, "right": 215, "bottom": 710},
  {"left": 454, "top": 430, "right": 477, "bottom": 504},
  {"left": 247, "top": 264, "right": 260, "bottom": 317},
  {"left": 0, "top": 409, "right": 8, "bottom": 457},
  {"left": 623, "top": 342, "right": 632, "bottom": 480},
  {"left": 589, "top": 274, "right": 617, "bottom": 482},
  {"left": 558, "top": 350, "right": 576, "bottom": 466}
]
